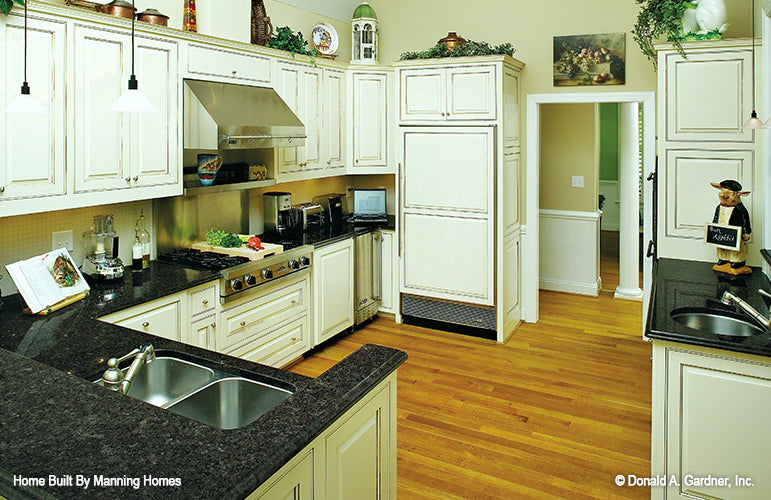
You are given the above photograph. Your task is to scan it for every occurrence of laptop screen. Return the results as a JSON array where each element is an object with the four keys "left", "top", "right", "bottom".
[{"left": 352, "top": 189, "right": 387, "bottom": 217}]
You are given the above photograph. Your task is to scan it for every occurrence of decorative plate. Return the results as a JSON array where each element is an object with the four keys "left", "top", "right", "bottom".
[{"left": 310, "top": 23, "right": 339, "bottom": 56}]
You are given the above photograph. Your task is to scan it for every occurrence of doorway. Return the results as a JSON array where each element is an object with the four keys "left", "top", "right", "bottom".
[{"left": 523, "top": 92, "right": 656, "bottom": 332}]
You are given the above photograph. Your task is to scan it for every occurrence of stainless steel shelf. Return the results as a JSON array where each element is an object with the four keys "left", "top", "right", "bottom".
[{"left": 183, "top": 179, "right": 277, "bottom": 196}]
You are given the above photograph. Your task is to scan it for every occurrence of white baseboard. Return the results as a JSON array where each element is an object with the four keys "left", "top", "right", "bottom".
[{"left": 539, "top": 277, "right": 601, "bottom": 296}]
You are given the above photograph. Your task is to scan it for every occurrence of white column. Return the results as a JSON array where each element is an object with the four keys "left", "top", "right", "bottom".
[{"left": 615, "top": 102, "right": 644, "bottom": 301}]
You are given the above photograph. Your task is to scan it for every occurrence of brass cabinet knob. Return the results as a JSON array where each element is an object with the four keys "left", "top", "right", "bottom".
[
  {"left": 0, "top": 186, "right": 5, "bottom": 193},
  {"left": 132, "top": 176, "right": 139, "bottom": 182},
  {"left": 142, "top": 321, "right": 150, "bottom": 328},
  {"left": 202, "top": 299, "right": 209, "bottom": 306},
  {"left": 125, "top": 177, "right": 131, "bottom": 183},
  {"left": 232, "top": 70, "right": 237, "bottom": 75},
  {"left": 210, "top": 322, "right": 216, "bottom": 328},
  {"left": 240, "top": 321, "right": 247, "bottom": 327}
]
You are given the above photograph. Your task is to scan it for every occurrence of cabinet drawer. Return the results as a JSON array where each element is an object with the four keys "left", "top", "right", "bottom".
[
  {"left": 189, "top": 283, "right": 217, "bottom": 317},
  {"left": 187, "top": 44, "right": 271, "bottom": 84},
  {"left": 225, "top": 315, "right": 309, "bottom": 368},
  {"left": 221, "top": 278, "right": 308, "bottom": 351},
  {"left": 114, "top": 301, "right": 181, "bottom": 341}
]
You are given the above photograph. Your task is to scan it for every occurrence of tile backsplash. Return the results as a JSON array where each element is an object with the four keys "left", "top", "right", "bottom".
[{"left": 0, "top": 200, "right": 152, "bottom": 297}]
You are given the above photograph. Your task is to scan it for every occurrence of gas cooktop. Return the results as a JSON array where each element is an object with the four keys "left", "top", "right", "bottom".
[{"left": 157, "top": 249, "right": 250, "bottom": 271}]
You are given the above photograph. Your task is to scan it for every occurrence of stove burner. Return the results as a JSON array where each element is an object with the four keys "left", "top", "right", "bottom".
[{"left": 158, "top": 249, "right": 249, "bottom": 271}]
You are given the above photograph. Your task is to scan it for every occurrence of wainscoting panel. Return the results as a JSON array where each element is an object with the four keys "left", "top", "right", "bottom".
[{"left": 539, "top": 209, "right": 601, "bottom": 296}]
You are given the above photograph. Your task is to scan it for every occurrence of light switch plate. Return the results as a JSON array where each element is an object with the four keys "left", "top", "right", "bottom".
[
  {"left": 52, "top": 230, "right": 74, "bottom": 251},
  {"left": 571, "top": 175, "right": 584, "bottom": 188}
]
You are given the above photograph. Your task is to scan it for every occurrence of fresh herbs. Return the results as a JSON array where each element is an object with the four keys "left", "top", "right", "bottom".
[
  {"left": 206, "top": 228, "right": 243, "bottom": 248},
  {"left": 632, "top": 0, "right": 694, "bottom": 67},
  {"left": 400, "top": 40, "right": 515, "bottom": 60},
  {"left": 0, "top": 0, "right": 25, "bottom": 16},
  {"left": 266, "top": 26, "right": 318, "bottom": 59}
]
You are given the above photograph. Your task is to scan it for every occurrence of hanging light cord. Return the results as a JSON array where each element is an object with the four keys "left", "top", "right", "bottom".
[
  {"left": 22, "top": 0, "right": 30, "bottom": 93},
  {"left": 128, "top": 0, "right": 138, "bottom": 89},
  {"left": 751, "top": 0, "right": 756, "bottom": 112}
]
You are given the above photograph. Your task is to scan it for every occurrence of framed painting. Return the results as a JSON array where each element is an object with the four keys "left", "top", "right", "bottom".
[{"left": 554, "top": 33, "right": 625, "bottom": 86}]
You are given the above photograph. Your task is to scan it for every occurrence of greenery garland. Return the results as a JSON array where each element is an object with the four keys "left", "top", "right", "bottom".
[
  {"left": 266, "top": 26, "right": 318, "bottom": 59},
  {"left": 632, "top": 0, "right": 694, "bottom": 67},
  {"left": 400, "top": 40, "right": 515, "bottom": 60},
  {"left": 0, "top": 0, "right": 25, "bottom": 16}
]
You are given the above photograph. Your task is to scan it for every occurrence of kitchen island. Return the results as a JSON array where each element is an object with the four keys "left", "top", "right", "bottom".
[
  {"left": 0, "top": 261, "right": 406, "bottom": 499},
  {"left": 647, "top": 258, "right": 771, "bottom": 500}
]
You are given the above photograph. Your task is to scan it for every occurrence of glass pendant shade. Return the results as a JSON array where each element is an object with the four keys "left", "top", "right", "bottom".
[
  {"left": 5, "top": 83, "right": 45, "bottom": 114},
  {"left": 109, "top": 76, "right": 155, "bottom": 112},
  {"left": 744, "top": 110, "right": 763, "bottom": 129}
]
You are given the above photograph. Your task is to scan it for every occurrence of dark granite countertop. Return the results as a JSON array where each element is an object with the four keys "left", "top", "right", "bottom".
[
  {"left": 0, "top": 259, "right": 407, "bottom": 499},
  {"left": 647, "top": 258, "right": 771, "bottom": 357}
]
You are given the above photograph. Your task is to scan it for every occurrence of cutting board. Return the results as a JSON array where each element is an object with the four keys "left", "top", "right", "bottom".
[{"left": 191, "top": 241, "right": 283, "bottom": 261}]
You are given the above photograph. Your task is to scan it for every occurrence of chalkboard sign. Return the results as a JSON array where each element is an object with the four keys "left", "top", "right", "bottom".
[{"left": 704, "top": 223, "right": 742, "bottom": 251}]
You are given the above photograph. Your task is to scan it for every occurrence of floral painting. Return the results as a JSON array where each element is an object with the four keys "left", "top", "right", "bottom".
[{"left": 553, "top": 33, "right": 625, "bottom": 86}]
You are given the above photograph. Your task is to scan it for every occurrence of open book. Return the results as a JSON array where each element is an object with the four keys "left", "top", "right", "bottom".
[{"left": 6, "top": 248, "right": 90, "bottom": 315}]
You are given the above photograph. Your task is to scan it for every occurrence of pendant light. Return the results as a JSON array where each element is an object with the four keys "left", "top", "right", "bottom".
[
  {"left": 5, "top": 0, "right": 45, "bottom": 114},
  {"left": 745, "top": 0, "right": 763, "bottom": 128},
  {"left": 109, "top": 0, "right": 155, "bottom": 112}
]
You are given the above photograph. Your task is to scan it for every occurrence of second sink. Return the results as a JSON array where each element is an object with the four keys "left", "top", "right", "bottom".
[{"left": 670, "top": 307, "right": 766, "bottom": 337}]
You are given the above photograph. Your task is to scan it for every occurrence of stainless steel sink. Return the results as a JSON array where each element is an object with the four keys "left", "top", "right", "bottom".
[
  {"left": 166, "top": 377, "right": 293, "bottom": 430},
  {"left": 670, "top": 307, "right": 766, "bottom": 337},
  {"left": 94, "top": 352, "right": 293, "bottom": 428}
]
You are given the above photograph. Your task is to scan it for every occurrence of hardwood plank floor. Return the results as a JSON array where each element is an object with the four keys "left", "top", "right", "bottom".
[{"left": 289, "top": 250, "right": 651, "bottom": 498}]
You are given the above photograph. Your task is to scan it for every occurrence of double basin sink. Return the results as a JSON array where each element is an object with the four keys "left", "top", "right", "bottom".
[{"left": 95, "top": 352, "right": 293, "bottom": 430}]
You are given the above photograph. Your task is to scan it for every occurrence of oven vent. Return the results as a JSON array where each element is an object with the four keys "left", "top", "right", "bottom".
[{"left": 402, "top": 295, "right": 496, "bottom": 331}]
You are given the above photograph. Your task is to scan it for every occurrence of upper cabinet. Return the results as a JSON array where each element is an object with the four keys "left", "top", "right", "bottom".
[
  {"left": 398, "top": 64, "right": 496, "bottom": 122},
  {"left": 0, "top": 13, "right": 67, "bottom": 215},
  {"left": 73, "top": 25, "right": 179, "bottom": 194},
  {"left": 184, "top": 43, "right": 271, "bottom": 85},
  {"left": 348, "top": 69, "right": 393, "bottom": 173}
]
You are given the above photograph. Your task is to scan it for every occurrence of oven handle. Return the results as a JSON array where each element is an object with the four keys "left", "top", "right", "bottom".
[{"left": 219, "top": 267, "right": 310, "bottom": 304}]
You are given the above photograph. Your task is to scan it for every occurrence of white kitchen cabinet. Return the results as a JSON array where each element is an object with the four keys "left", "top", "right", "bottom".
[
  {"left": 72, "top": 24, "right": 179, "bottom": 196},
  {"left": 655, "top": 39, "right": 761, "bottom": 265},
  {"left": 313, "top": 239, "right": 355, "bottom": 345},
  {"left": 503, "top": 232, "right": 520, "bottom": 334},
  {"left": 323, "top": 68, "right": 346, "bottom": 173},
  {"left": 399, "top": 64, "right": 496, "bottom": 122},
  {"left": 99, "top": 292, "right": 184, "bottom": 342},
  {"left": 189, "top": 315, "right": 218, "bottom": 351},
  {"left": 0, "top": 13, "right": 66, "bottom": 216},
  {"left": 652, "top": 341, "right": 771, "bottom": 500},
  {"left": 185, "top": 282, "right": 218, "bottom": 351},
  {"left": 349, "top": 69, "right": 392, "bottom": 172},
  {"left": 378, "top": 230, "right": 397, "bottom": 314},
  {"left": 248, "top": 371, "right": 397, "bottom": 500},
  {"left": 185, "top": 42, "right": 271, "bottom": 85}
]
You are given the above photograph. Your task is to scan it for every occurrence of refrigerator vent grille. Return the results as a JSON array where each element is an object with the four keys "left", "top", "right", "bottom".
[{"left": 402, "top": 295, "right": 496, "bottom": 330}]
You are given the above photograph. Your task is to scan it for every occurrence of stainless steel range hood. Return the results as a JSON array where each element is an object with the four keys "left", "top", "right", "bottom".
[{"left": 184, "top": 79, "right": 306, "bottom": 150}]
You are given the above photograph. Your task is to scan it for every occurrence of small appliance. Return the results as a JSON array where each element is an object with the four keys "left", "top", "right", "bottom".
[
  {"left": 290, "top": 203, "right": 324, "bottom": 229},
  {"left": 263, "top": 192, "right": 293, "bottom": 233},
  {"left": 312, "top": 193, "right": 347, "bottom": 225},
  {"left": 82, "top": 215, "right": 125, "bottom": 280}
]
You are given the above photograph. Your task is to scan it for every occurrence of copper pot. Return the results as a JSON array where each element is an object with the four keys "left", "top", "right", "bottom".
[
  {"left": 438, "top": 32, "right": 467, "bottom": 49},
  {"left": 136, "top": 8, "right": 169, "bottom": 26},
  {"left": 101, "top": 0, "right": 136, "bottom": 19}
]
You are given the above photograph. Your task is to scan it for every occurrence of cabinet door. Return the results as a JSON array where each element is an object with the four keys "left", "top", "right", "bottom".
[
  {"left": 186, "top": 43, "right": 271, "bottom": 85},
  {"left": 300, "top": 66, "right": 323, "bottom": 172},
  {"left": 503, "top": 152, "right": 520, "bottom": 234},
  {"left": 402, "top": 213, "right": 492, "bottom": 305},
  {"left": 663, "top": 349, "right": 771, "bottom": 499},
  {"left": 250, "top": 449, "right": 315, "bottom": 500},
  {"left": 275, "top": 62, "right": 302, "bottom": 173},
  {"left": 132, "top": 35, "right": 178, "bottom": 187},
  {"left": 189, "top": 315, "right": 217, "bottom": 351},
  {"left": 379, "top": 231, "right": 396, "bottom": 314},
  {"left": 324, "top": 379, "right": 393, "bottom": 499},
  {"left": 73, "top": 25, "right": 130, "bottom": 193},
  {"left": 0, "top": 14, "right": 66, "bottom": 208},
  {"left": 324, "top": 68, "right": 346, "bottom": 172},
  {"left": 110, "top": 299, "right": 182, "bottom": 341},
  {"left": 402, "top": 127, "right": 494, "bottom": 214},
  {"left": 399, "top": 68, "right": 445, "bottom": 121},
  {"left": 503, "top": 233, "right": 520, "bottom": 334},
  {"left": 352, "top": 71, "right": 388, "bottom": 168},
  {"left": 313, "top": 239, "right": 354, "bottom": 345},
  {"left": 446, "top": 65, "right": 496, "bottom": 120}
]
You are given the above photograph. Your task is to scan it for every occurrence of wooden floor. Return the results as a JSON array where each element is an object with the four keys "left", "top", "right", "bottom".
[{"left": 289, "top": 235, "right": 651, "bottom": 499}]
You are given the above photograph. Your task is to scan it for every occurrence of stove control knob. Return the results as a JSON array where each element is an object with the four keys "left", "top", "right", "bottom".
[
  {"left": 288, "top": 259, "right": 299, "bottom": 269},
  {"left": 244, "top": 274, "right": 257, "bottom": 286},
  {"left": 230, "top": 278, "right": 243, "bottom": 291},
  {"left": 262, "top": 269, "right": 274, "bottom": 280},
  {"left": 299, "top": 256, "right": 310, "bottom": 267}
]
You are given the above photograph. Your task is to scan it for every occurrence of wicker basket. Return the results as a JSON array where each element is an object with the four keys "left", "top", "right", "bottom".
[{"left": 251, "top": 0, "right": 273, "bottom": 46}]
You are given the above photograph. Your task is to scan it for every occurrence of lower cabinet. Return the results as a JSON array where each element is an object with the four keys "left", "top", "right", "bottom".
[
  {"left": 378, "top": 230, "right": 398, "bottom": 315},
  {"left": 99, "top": 292, "right": 184, "bottom": 341},
  {"left": 247, "top": 371, "right": 397, "bottom": 499},
  {"left": 652, "top": 341, "right": 771, "bottom": 500},
  {"left": 313, "top": 239, "right": 355, "bottom": 345}
]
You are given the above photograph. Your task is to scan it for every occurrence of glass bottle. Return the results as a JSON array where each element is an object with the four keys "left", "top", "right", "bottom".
[
  {"left": 132, "top": 229, "right": 143, "bottom": 272},
  {"left": 138, "top": 209, "right": 151, "bottom": 269}
]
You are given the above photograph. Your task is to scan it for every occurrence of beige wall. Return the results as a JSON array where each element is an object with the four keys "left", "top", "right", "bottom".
[{"left": 540, "top": 103, "right": 597, "bottom": 212}]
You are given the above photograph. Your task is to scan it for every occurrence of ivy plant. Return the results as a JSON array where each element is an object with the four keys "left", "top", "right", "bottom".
[
  {"left": 1, "top": 0, "right": 25, "bottom": 16},
  {"left": 266, "top": 26, "right": 318, "bottom": 62},
  {"left": 632, "top": 0, "right": 694, "bottom": 67},
  {"left": 400, "top": 40, "right": 515, "bottom": 60}
]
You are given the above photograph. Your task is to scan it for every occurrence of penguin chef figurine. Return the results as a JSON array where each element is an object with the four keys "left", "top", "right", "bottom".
[{"left": 711, "top": 179, "right": 752, "bottom": 275}]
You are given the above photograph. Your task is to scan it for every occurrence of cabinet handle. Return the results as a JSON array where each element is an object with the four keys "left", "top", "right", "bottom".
[
  {"left": 291, "top": 300, "right": 296, "bottom": 304},
  {"left": 240, "top": 321, "right": 247, "bottom": 327},
  {"left": 327, "top": 159, "right": 332, "bottom": 165},
  {"left": 142, "top": 321, "right": 150, "bottom": 328},
  {"left": 291, "top": 337, "right": 297, "bottom": 342},
  {"left": 210, "top": 322, "right": 216, "bottom": 328},
  {"left": 355, "top": 159, "right": 359, "bottom": 164},
  {"left": 132, "top": 176, "right": 139, "bottom": 182},
  {"left": 0, "top": 186, "right": 5, "bottom": 193},
  {"left": 202, "top": 299, "right": 209, "bottom": 306},
  {"left": 125, "top": 177, "right": 131, "bottom": 183},
  {"left": 232, "top": 70, "right": 237, "bottom": 75}
]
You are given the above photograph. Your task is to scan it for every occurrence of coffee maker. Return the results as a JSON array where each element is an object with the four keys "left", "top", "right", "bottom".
[
  {"left": 82, "top": 215, "right": 124, "bottom": 280},
  {"left": 263, "top": 192, "right": 292, "bottom": 233}
]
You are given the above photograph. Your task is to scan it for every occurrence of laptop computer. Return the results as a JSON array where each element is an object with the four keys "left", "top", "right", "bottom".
[{"left": 349, "top": 188, "right": 388, "bottom": 224}]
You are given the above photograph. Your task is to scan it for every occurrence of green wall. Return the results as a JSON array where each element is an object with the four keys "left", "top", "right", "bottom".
[{"left": 599, "top": 103, "right": 619, "bottom": 182}]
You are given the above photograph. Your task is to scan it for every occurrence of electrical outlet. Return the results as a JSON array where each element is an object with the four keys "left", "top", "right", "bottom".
[
  {"left": 52, "top": 230, "right": 74, "bottom": 251},
  {"left": 346, "top": 185, "right": 353, "bottom": 194},
  {"left": 571, "top": 175, "right": 584, "bottom": 188}
]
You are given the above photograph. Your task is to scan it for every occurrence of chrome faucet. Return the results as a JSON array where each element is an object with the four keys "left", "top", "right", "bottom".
[
  {"left": 101, "top": 343, "right": 155, "bottom": 394},
  {"left": 721, "top": 290, "right": 771, "bottom": 330}
]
